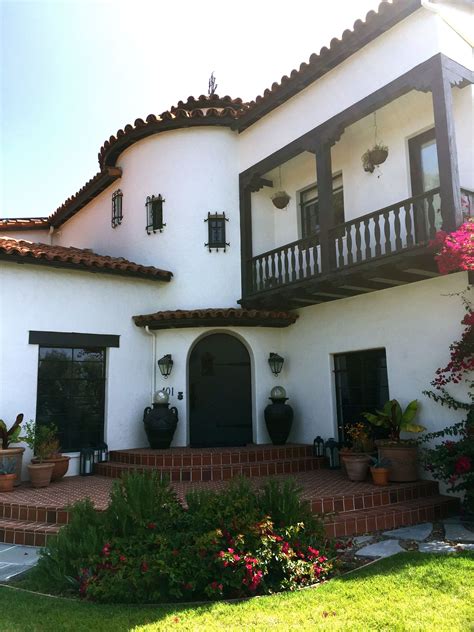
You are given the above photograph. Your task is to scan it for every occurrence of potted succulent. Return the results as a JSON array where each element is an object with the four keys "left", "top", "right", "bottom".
[
  {"left": 0, "top": 413, "right": 26, "bottom": 486},
  {"left": 23, "top": 421, "right": 58, "bottom": 488},
  {"left": 361, "top": 143, "right": 389, "bottom": 173},
  {"left": 340, "top": 422, "right": 373, "bottom": 481},
  {"left": 363, "top": 399, "right": 425, "bottom": 482},
  {"left": 370, "top": 456, "right": 391, "bottom": 486},
  {"left": 0, "top": 456, "right": 17, "bottom": 493}
]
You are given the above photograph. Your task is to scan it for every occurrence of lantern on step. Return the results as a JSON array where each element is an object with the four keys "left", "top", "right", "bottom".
[
  {"left": 79, "top": 447, "right": 96, "bottom": 476},
  {"left": 96, "top": 442, "right": 109, "bottom": 463},
  {"left": 324, "top": 438, "right": 340, "bottom": 469},
  {"left": 313, "top": 436, "right": 324, "bottom": 457}
]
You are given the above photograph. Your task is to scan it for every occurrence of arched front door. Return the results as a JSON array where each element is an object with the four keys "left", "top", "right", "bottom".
[{"left": 189, "top": 333, "right": 252, "bottom": 447}]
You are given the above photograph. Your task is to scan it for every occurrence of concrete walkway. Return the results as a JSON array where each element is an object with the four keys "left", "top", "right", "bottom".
[{"left": 0, "top": 544, "right": 40, "bottom": 581}]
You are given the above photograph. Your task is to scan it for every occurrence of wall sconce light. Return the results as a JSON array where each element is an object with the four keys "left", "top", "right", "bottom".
[
  {"left": 268, "top": 352, "right": 284, "bottom": 376},
  {"left": 158, "top": 354, "right": 173, "bottom": 378}
]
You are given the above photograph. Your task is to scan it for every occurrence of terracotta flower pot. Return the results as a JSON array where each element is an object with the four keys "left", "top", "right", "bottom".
[
  {"left": 378, "top": 444, "right": 418, "bottom": 482},
  {"left": 32, "top": 455, "right": 70, "bottom": 481},
  {"left": 28, "top": 462, "right": 55, "bottom": 488},
  {"left": 342, "top": 454, "right": 370, "bottom": 481},
  {"left": 0, "top": 447, "right": 25, "bottom": 486},
  {"left": 370, "top": 467, "right": 390, "bottom": 486},
  {"left": 0, "top": 474, "right": 16, "bottom": 493}
]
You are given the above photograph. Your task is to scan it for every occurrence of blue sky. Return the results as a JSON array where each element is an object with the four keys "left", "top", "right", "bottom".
[{"left": 1, "top": 0, "right": 381, "bottom": 219}]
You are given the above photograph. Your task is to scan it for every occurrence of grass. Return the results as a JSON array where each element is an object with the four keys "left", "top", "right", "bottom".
[{"left": 2, "top": 552, "right": 473, "bottom": 631}]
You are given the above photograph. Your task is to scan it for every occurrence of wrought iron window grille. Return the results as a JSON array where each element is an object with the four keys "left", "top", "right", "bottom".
[
  {"left": 204, "top": 212, "right": 229, "bottom": 252},
  {"left": 111, "top": 189, "right": 123, "bottom": 228},
  {"left": 146, "top": 194, "right": 166, "bottom": 234}
]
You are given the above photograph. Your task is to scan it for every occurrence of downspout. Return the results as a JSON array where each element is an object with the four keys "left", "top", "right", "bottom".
[
  {"left": 144, "top": 326, "right": 156, "bottom": 403},
  {"left": 48, "top": 225, "right": 54, "bottom": 245}
]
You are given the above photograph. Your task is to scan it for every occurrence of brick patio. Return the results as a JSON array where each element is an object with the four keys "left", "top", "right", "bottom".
[{"left": 0, "top": 444, "right": 458, "bottom": 546}]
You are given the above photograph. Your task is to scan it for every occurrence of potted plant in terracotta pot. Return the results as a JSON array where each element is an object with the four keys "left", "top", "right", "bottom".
[
  {"left": 363, "top": 399, "right": 425, "bottom": 482},
  {"left": 0, "top": 413, "right": 26, "bottom": 486},
  {"left": 370, "top": 456, "right": 391, "bottom": 486},
  {"left": 23, "top": 421, "right": 58, "bottom": 488},
  {"left": 31, "top": 435, "right": 70, "bottom": 481},
  {"left": 341, "top": 422, "right": 373, "bottom": 481},
  {"left": 0, "top": 457, "right": 17, "bottom": 493}
]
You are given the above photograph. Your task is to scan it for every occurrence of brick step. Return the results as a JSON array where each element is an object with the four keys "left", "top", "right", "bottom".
[
  {"left": 96, "top": 456, "right": 327, "bottom": 481},
  {"left": 0, "top": 517, "right": 60, "bottom": 546},
  {"left": 0, "top": 500, "right": 70, "bottom": 526},
  {"left": 110, "top": 444, "right": 315, "bottom": 467},
  {"left": 323, "top": 495, "right": 460, "bottom": 538},
  {"left": 309, "top": 479, "right": 440, "bottom": 515}
]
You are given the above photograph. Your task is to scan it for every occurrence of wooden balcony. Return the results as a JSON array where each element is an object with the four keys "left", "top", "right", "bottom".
[{"left": 241, "top": 188, "right": 472, "bottom": 309}]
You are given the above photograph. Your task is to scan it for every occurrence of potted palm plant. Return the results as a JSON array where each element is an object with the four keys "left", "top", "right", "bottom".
[
  {"left": 363, "top": 399, "right": 425, "bottom": 482},
  {"left": 23, "top": 421, "right": 58, "bottom": 488},
  {"left": 0, "top": 413, "right": 26, "bottom": 486}
]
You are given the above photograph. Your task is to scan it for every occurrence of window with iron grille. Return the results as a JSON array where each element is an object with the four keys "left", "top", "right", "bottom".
[
  {"left": 111, "top": 189, "right": 123, "bottom": 228},
  {"left": 146, "top": 194, "right": 166, "bottom": 234},
  {"left": 300, "top": 174, "right": 344, "bottom": 238},
  {"left": 205, "top": 212, "right": 229, "bottom": 251}
]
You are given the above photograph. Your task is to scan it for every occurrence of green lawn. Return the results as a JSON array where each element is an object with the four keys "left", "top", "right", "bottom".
[{"left": 2, "top": 552, "right": 473, "bottom": 631}]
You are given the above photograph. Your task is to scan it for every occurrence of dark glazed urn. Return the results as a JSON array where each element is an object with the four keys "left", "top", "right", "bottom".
[
  {"left": 143, "top": 403, "right": 178, "bottom": 449},
  {"left": 264, "top": 397, "right": 293, "bottom": 445}
]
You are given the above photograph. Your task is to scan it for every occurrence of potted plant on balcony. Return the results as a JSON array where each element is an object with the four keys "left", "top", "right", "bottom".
[
  {"left": 23, "top": 421, "right": 58, "bottom": 488},
  {"left": 363, "top": 399, "right": 425, "bottom": 482},
  {"left": 341, "top": 422, "right": 373, "bottom": 481},
  {"left": 370, "top": 456, "right": 391, "bottom": 486},
  {"left": 0, "top": 457, "right": 17, "bottom": 493},
  {"left": 0, "top": 413, "right": 26, "bottom": 486},
  {"left": 361, "top": 143, "right": 389, "bottom": 173}
]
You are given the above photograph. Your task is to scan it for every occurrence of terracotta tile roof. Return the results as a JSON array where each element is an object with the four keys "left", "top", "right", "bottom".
[
  {"left": 98, "top": 94, "right": 247, "bottom": 169},
  {"left": 0, "top": 237, "right": 173, "bottom": 282},
  {"left": 0, "top": 217, "right": 50, "bottom": 231},
  {"left": 133, "top": 307, "right": 298, "bottom": 329}
]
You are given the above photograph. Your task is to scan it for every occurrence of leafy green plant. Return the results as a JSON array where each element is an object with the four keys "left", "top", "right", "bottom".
[
  {"left": 370, "top": 456, "right": 391, "bottom": 469},
  {"left": 0, "top": 413, "right": 24, "bottom": 449},
  {"left": 363, "top": 399, "right": 425, "bottom": 442},
  {"left": 22, "top": 420, "right": 60, "bottom": 462},
  {"left": 0, "top": 457, "right": 17, "bottom": 475}
]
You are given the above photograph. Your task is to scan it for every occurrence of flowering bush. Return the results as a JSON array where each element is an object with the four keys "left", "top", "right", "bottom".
[
  {"left": 430, "top": 219, "right": 474, "bottom": 275},
  {"left": 344, "top": 422, "right": 373, "bottom": 452},
  {"left": 34, "top": 473, "right": 336, "bottom": 603}
]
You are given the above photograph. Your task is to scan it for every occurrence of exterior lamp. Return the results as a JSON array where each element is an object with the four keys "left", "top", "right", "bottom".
[
  {"left": 268, "top": 353, "right": 284, "bottom": 376},
  {"left": 324, "top": 438, "right": 340, "bottom": 469},
  {"left": 79, "top": 447, "right": 96, "bottom": 476},
  {"left": 96, "top": 442, "right": 109, "bottom": 463},
  {"left": 313, "top": 436, "right": 325, "bottom": 457},
  {"left": 158, "top": 354, "right": 173, "bottom": 379}
]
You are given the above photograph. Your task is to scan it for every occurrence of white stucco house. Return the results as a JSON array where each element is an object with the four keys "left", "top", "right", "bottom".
[{"left": 1, "top": 0, "right": 473, "bottom": 479}]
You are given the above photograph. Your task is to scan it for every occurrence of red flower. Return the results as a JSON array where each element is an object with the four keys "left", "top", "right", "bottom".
[
  {"left": 147, "top": 522, "right": 157, "bottom": 530},
  {"left": 119, "top": 555, "right": 127, "bottom": 563},
  {"left": 455, "top": 456, "right": 471, "bottom": 474},
  {"left": 140, "top": 561, "right": 149, "bottom": 573}
]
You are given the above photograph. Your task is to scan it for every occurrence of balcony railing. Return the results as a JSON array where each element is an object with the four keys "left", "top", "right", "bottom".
[{"left": 248, "top": 187, "right": 446, "bottom": 295}]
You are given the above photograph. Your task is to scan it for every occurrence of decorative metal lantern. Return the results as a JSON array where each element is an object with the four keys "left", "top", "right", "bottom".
[
  {"left": 158, "top": 354, "right": 173, "bottom": 379},
  {"left": 79, "top": 447, "right": 96, "bottom": 476},
  {"left": 324, "top": 438, "right": 340, "bottom": 469},
  {"left": 313, "top": 436, "right": 324, "bottom": 457},
  {"left": 268, "top": 352, "right": 284, "bottom": 376},
  {"left": 96, "top": 442, "right": 109, "bottom": 463}
]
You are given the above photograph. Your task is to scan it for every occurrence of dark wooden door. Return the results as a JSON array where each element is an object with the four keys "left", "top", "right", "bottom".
[
  {"left": 189, "top": 334, "right": 252, "bottom": 447},
  {"left": 409, "top": 128, "right": 442, "bottom": 234}
]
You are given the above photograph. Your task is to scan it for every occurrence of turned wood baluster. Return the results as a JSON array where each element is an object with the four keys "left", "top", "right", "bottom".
[
  {"left": 252, "top": 259, "right": 258, "bottom": 292},
  {"left": 271, "top": 252, "right": 276, "bottom": 282},
  {"left": 312, "top": 242, "right": 319, "bottom": 275},
  {"left": 290, "top": 245, "right": 296, "bottom": 282},
  {"left": 305, "top": 243, "right": 311, "bottom": 277},
  {"left": 427, "top": 193, "right": 436, "bottom": 239},
  {"left": 277, "top": 251, "right": 283, "bottom": 285},
  {"left": 405, "top": 202, "right": 413, "bottom": 247},
  {"left": 374, "top": 215, "right": 381, "bottom": 256},
  {"left": 283, "top": 248, "right": 289, "bottom": 284},
  {"left": 394, "top": 207, "right": 402, "bottom": 251},
  {"left": 298, "top": 246, "right": 304, "bottom": 279},
  {"left": 264, "top": 255, "right": 270, "bottom": 286},
  {"left": 258, "top": 257, "right": 263, "bottom": 291},
  {"left": 347, "top": 225, "right": 353, "bottom": 265},
  {"left": 355, "top": 221, "right": 362, "bottom": 263},
  {"left": 364, "top": 218, "right": 371, "bottom": 260},
  {"left": 383, "top": 210, "right": 392, "bottom": 254},
  {"left": 337, "top": 229, "right": 344, "bottom": 268}
]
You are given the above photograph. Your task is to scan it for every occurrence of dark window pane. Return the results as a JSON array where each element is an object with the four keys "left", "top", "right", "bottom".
[
  {"left": 39, "top": 347, "right": 72, "bottom": 361},
  {"left": 300, "top": 175, "right": 344, "bottom": 238}
]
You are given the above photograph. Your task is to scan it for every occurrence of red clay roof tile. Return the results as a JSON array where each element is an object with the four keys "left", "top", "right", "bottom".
[
  {"left": 133, "top": 308, "right": 298, "bottom": 329},
  {"left": 0, "top": 217, "right": 49, "bottom": 231}
]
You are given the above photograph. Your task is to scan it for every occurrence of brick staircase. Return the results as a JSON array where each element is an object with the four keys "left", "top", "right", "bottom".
[{"left": 0, "top": 445, "right": 459, "bottom": 545}]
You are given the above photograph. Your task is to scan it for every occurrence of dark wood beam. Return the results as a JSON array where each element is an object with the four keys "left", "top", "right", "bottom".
[
  {"left": 314, "top": 140, "right": 334, "bottom": 274},
  {"left": 239, "top": 175, "right": 253, "bottom": 298}
]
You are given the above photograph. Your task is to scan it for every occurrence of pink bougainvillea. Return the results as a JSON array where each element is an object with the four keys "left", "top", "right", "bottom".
[{"left": 431, "top": 219, "right": 474, "bottom": 275}]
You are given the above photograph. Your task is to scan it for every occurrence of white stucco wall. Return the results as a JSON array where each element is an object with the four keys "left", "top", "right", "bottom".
[
  {"left": 55, "top": 127, "right": 242, "bottom": 310},
  {"left": 238, "top": 9, "right": 472, "bottom": 172},
  {"left": 281, "top": 271, "right": 470, "bottom": 445},
  {"left": 0, "top": 230, "right": 50, "bottom": 243},
  {"left": 0, "top": 261, "right": 171, "bottom": 478}
]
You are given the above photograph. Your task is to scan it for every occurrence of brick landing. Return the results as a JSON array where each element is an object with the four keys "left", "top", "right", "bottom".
[{"left": 0, "top": 468, "right": 458, "bottom": 545}]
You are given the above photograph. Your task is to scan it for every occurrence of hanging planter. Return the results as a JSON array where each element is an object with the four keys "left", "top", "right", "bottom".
[
  {"left": 271, "top": 190, "right": 291, "bottom": 209},
  {"left": 362, "top": 143, "right": 389, "bottom": 173}
]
